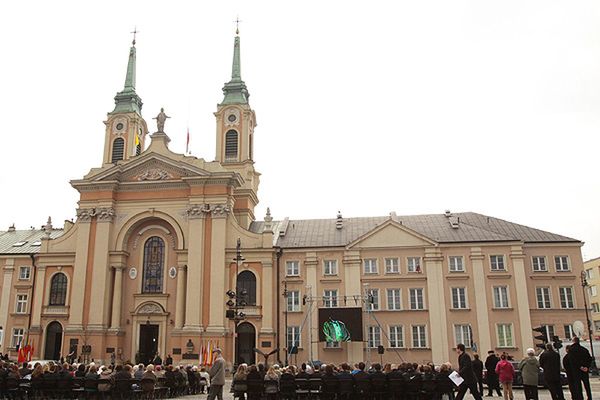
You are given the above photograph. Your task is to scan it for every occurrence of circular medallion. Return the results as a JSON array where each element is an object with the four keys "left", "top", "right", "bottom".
[
  {"left": 228, "top": 114, "right": 237, "bottom": 122},
  {"left": 116, "top": 122, "right": 124, "bottom": 130},
  {"left": 169, "top": 267, "right": 177, "bottom": 279},
  {"left": 129, "top": 267, "right": 137, "bottom": 279}
]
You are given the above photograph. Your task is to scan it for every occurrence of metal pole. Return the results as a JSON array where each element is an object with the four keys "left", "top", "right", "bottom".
[
  {"left": 363, "top": 283, "right": 371, "bottom": 368},
  {"left": 283, "top": 281, "right": 289, "bottom": 366},
  {"left": 581, "top": 271, "right": 598, "bottom": 373}
]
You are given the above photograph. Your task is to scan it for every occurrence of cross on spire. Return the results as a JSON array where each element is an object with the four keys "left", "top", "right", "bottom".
[
  {"left": 234, "top": 16, "right": 242, "bottom": 35},
  {"left": 131, "top": 26, "right": 139, "bottom": 46}
]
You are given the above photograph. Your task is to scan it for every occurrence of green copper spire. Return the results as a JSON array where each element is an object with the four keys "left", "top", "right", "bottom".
[
  {"left": 221, "top": 33, "right": 250, "bottom": 105},
  {"left": 111, "top": 40, "right": 143, "bottom": 115}
]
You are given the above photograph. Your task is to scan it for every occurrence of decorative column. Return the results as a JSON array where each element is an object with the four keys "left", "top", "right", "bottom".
[
  {"left": 304, "top": 253, "right": 319, "bottom": 361},
  {"left": 511, "top": 245, "right": 534, "bottom": 350},
  {"left": 30, "top": 265, "right": 47, "bottom": 330},
  {"left": 424, "top": 247, "right": 450, "bottom": 365},
  {"left": 0, "top": 260, "right": 15, "bottom": 347},
  {"left": 67, "top": 209, "right": 93, "bottom": 331},
  {"left": 183, "top": 205, "right": 205, "bottom": 332},
  {"left": 470, "top": 247, "right": 492, "bottom": 355},
  {"left": 343, "top": 251, "right": 363, "bottom": 364},
  {"left": 260, "top": 261, "right": 274, "bottom": 334},
  {"left": 207, "top": 204, "right": 229, "bottom": 333},
  {"left": 110, "top": 266, "right": 125, "bottom": 330},
  {"left": 175, "top": 265, "right": 187, "bottom": 329}
]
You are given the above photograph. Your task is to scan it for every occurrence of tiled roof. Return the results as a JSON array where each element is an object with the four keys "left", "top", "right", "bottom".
[
  {"left": 0, "top": 229, "right": 64, "bottom": 254},
  {"left": 249, "top": 212, "right": 579, "bottom": 248}
]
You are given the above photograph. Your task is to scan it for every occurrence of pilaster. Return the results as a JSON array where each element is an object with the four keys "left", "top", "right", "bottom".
[
  {"left": 0, "top": 260, "right": 15, "bottom": 349},
  {"left": 68, "top": 215, "right": 92, "bottom": 330},
  {"left": 88, "top": 209, "right": 115, "bottom": 329},
  {"left": 424, "top": 247, "right": 449, "bottom": 365},
  {"left": 511, "top": 245, "right": 533, "bottom": 350},
  {"left": 206, "top": 207, "right": 228, "bottom": 333},
  {"left": 260, "top": 260, "right": 274, "bottom": 334},
  {"left": 304, "top": 253, "right": 319, "bottom": 360},
  {"left": 183, "top": 205, "right": 205, "bottom": 333},
  {"left": 470, "top": 247, "right": 492, "bottom": 355},
  {"left": 175, "top": 264, "right": 187, "bottom": 329},
  {"left": 30, "top": 265, "right": 47, "bottom": 330},
  {"left": 342, "top": 250, "right": 363, "bottom": 364},
  {"left": 109, "top": 265, "right": 125, "bottom": 331}
]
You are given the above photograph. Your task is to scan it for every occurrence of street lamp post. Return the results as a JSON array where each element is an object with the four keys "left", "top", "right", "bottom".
[
  {"left": 282, "top": 281, "right": 289, "bottom": 366},
  {"left": 226, "top": 238, "right": 246, "bottom": 367},
  {"left": 580, "top": 270, "right": 598, "bottom": 373}
]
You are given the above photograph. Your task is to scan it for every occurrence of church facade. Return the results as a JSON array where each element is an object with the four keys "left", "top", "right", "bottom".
[{"left": 0, "top": 34, "right": 588, "bottom": 368}]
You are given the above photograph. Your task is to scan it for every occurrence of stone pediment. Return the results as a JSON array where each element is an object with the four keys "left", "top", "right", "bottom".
[{"left": 348, "top": 220, "right": 437, "bottom": 249}]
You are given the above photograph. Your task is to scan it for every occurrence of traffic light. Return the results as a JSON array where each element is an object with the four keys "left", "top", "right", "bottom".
[
  {"left": 533, "top": 326, "right": 549, "bottom": 350},
  {"left": 552, "top": 335, "right": 563, "bottom": 350}
]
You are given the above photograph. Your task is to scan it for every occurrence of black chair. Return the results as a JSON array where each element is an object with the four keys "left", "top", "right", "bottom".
[
  {"left": 371, "top": 374, "right": 389, "bottom": 400},
  {"left": 320, "top": 375, "right": 339, "bottom": 400},
  {"left": 308, "top": 376, "right": 322, "bottom": 399},
  {"left": 279, "top": 376, "right": 297, "bottom": 400},
  {"left": 83, "top": 378, "right": 99, "bottom": 399},
  {"left": 140, "top": 378, "right": 156, "bottom": 400},
  {"left": 294, "top": 378, "right": 310, "bottom": 400},
  {"left": 4, "top": 377, "right": 24, "bottom": 400},
  {"left": 112, "top": 378, "right": 133, "bottom": 400},
  {"left": 355, "top": 376, "right": 372, "bottom": 399},
  {"left": 246, "top": 377, "right": 264, "bottom": 400},
  {"left": 264, "top": 379, "right": 279, "bottom": 400},
  {"left": 406, "top": 376, "right": 423, "bottom": 400},
  {"left": 337, "top": 374, "right": 355, "bottom": 400},
  {"left": 388, "top": 375, "right": 406, "bottom": 400},
  {"left": 421, "top": 377, "right": 436, "bottom": 400},
  {"left": 232, "top": 378, "right": 248, "bottom": 399}
]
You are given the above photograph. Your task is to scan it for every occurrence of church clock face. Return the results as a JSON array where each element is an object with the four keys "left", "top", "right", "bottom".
[
  {"left": 113, "top": 118, "right": 127, "bottom": 135},
  {"left": 224, "top": 108, "right": 240, "bottom": 127}
]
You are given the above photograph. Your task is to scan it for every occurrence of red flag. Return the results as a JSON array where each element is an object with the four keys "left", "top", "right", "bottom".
[{"left": 186, "top": 128, "right": 190, "bottom": 154}]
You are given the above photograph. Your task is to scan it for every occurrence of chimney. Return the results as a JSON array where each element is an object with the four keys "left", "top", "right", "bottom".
[
  {"left": 444, "top": 210, "right": 452, "bottom": 217},
  {"left": 8, "top": 224, "right": 15, "bottom": 232},
  {"left": 336, "top": 211, "right": 343, "bottom": 230}
]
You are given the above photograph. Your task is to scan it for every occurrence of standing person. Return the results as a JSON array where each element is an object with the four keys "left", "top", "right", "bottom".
[
  {"left": 495, "top": 354, "right": 514, "bottom": 400},
  {"left": 455, "top": 344, "right": 484, "bottom": 400},
  {"left": 207, "top": 348, "right": 225, "bottom": 400},
  {"left": 519, "top": 348, "right": 540, "bottom": 400},
  {"left": 485, "top": 350, "right": 502, "bottom": 397},
  {"left": 165, "top": 354, "right": 173, "bottom": 366},
  {"left": 564, "top": 345, "right": 583, "bottom": 400},
  {"left": 570, "top": 337, "right": 593, "bottom": 400},
  {"left": 472, "top": 353, "right": 484, "bottom": 396},
  {"left": 539, "top": 344, "right": 565, "bottom": 400}
]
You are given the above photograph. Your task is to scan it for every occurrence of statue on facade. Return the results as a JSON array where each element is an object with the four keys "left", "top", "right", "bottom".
[{"left": 153, "top": 108, "right": 170, "bottom": 132}]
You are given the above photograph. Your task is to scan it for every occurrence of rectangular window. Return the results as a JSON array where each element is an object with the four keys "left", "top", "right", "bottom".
[
  {"left": 412, "top": 325, "right": 427, "bottom": 348},
  {"left": 589, "top": 286, "right": 597, "bottom": 297},
  {"left": 287, "top": 290, "right": 300, "bottom": 312},
  {"left": 593, "top": 303, "right": 600, "bottom": 313},
  {"left": 454, "top": 324, "right": 473, "bottom": 347},
  {"left": 493, "top": 286, "right": 509, "bottom": 308},
  {"left": 286, "top": 261, "right": 300, "bottom": 277},
  {"left": 449, "top": 256, "right": 464, "bottom": 272},
  {"left": 286, "top": 326, "right": 301, "bottom": 350},
  {"left": 451, "top": 287, "right": 468, "bottom": 309},
  {"left": 564, "top": 324, "right": 574, "bottom": 340},
  {"left": 368, "top": 326, "right": 381, "bottom": 348},
  {"left": 18, "top": 266, "right": 31, "bottom": 280},
  {"left": 536, "top": 287, "right": 552, "bottom": 309},
  {"left": 323, "top": 289, "right": 338, "bottom": 308},
  {"left": 15, "top": 294, "right": 28, "bottom": 314},
  {"left": 532, "top": 257, "right": 547, "bottom": 272},
  {"left": 325, "top": 341, "right": 340, "bottom": 348},
  {"left": 323, "top": 260, "right": 338, "bottom": 276},
  {"left": 385, "top": 258, "right": 400, "bottom": 274},
  {"left": 559, "top": 287, "right": 575, "bottom": 309},
  {"left": 490, "top": 255, "right": 506, "bottom": 271},
  {"left": 586, "top": 269, "right": 594, "bottom": 280},
  {"left": 407, "top": 257, "right": 421, "bottom": 273},
  {"left": 389, "top": 325, "right": 404, "bottom": 348},
  {"left": 497, "top": 324, "right": 514, "bottom": 348},
  {"left": 409, "top": 288, "right": 425, "bottom": 310},
  {"left": 555, "top": 256, "right": 570, "bottom": 272},
  {"left": 367, "top": 289, "right": 380, "bottom": 311},
  {"left": 363, "top": 258, "right": 378, "bottom": 274},
  {"left": 387, "top": 289, "right": 402, "bottom": 310},
  {"left": 11, "top": 328, "right": 24, "bottom": 349}
]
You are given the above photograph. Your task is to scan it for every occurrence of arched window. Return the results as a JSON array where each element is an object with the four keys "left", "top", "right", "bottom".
[
  {"left": 237, "top": 270, "right": 256, "bottom": 306},
  {"left": 142, "top": 236, "right": 164, "bottom": 293},
  {"left": 49, "top": 273, "right": 68, "bottom": 306},
  {"left": 112, "top": 137, "right": 125, "bottom": 163},
  {"left": 225, "top": 130, "right": 238, "bottom": 161}
]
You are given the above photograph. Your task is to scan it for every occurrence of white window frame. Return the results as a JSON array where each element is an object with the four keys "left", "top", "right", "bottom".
[
  {"left": 323, "top": 289, "right": 338, "bottom": 308},
  {"left": 287, "top": 290, "right": 300, "bottom": 312},
  {"left": 323, "top": 260, "right": 338, "bottom": 276},
  {"left": 387, "top": 288, "right": 402, "bottom": 310},
  {"left": 451, "top": 287, "right": 468, "bottom": 309},
  {"left": 592, "top": 303, "right": 599, "bottom": 313},
  {"left": 490, "top": 255, "right": 506, "bottom": 271},
  {"left": 590, "top": 286, "right": 598, "bottom": 297},
  {"left": 15, "top": 294, "right": 28, "bottom": 314},
  {"left": 287, "top": 326, "right": 301, "bottom": 349},
  {"left": 389, "top": 325, "right": 404, "bottom": 348},
  {"left": 565, "top": 324, "right": 574, "bottom": 339},
  {"left": 585, "top": 269, "right": 594, "bottom": 280},
  {"left": 536, "top": 287, "right": 552, "bottom": 309},
  {"left": 493, "top": 286, "right": 510, "bottom": 309},
  {"left": 18, "top": 266, "right": 31, "bottom": 280},
  {"left": 368, "top": 326, "right": 382, "bottom": 348},
  {"left": 532, "top": 256, "right": 547, "bottom": 272},
  {"left": 325, "top": 341, "right": 341, "bottom": 348},
  {"left": 449, "top": 256, "right": 465, "bottom": 272},
  {"left": 412, "top": 325, "right": 427, "bottom": 348},
  {"left": 497, "top": 323, "right": 514, "bottom": 348},
  {"left": 559, "top": 286, "right": 575, "bottom": 309},
  {"left": 367, "top": 289, "right": 380, "bottom": 311},
  {"left": 409, "top": 288, "right": 425, "bottom": 310},
  {"left": 407, "top": 257, "right": 421, "bottom": 273},
  {"left": 555, "top": 256, "right": 570, "bottom": 272},
  {"left": 286, "top": 261, "right": 300, "bottom": 277},
  {"left": 385, "top": 258, "right": 400, "bottom": 274},
  {"left": 11, "top": 328, "right": 24, "bottom": 349},
  {"left": 363, "top": 258, "right": 378, "bottom": 274},
  {"left": 454, "top": 324, "right": 473, "bottom": 347}
]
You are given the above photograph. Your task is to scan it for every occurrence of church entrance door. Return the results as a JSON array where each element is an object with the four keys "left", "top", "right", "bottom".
[
  {"left": 138, "top": 324, "right": 159, "bottom": 365},
  {"left": 44, "top": 321, "right": 63, "bottom": 360},
  {"left": 236, "top": 322, "right": 256, "bottom": 365}
]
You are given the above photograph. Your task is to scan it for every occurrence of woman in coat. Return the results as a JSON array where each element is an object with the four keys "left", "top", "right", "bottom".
[
  {"left": 519, "top": 348, "right": 540, "bottom": 400},
  {"left": 495, "top": 353, "right": 515, "bottom": 400}
]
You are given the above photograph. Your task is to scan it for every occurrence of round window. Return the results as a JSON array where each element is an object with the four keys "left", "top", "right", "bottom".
[
  {"left": 116, "top": 123, "right": 124, "bottom": 130},
  {"left": 227, "top": 114, "right": 237, "bottom": 122}
]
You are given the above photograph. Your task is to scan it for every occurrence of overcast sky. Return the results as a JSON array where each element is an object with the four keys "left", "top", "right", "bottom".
[{"left": 1, "top": 1, "right": 599, "bottom": 260}]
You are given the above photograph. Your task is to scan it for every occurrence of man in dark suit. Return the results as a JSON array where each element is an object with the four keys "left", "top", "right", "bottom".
[
  {"left": 456, "top": 343, "right": 483, "bottom": 400},
  {"left": 569, "top": 337, "right": 593, "bottom": 400},
  {"left": 472, "top": 353, "right": 484, "bottom": 395},
  {"left": 540, "top": 344, "right": 565, "bottom": 400},
  {"left": 485, "top": 350, "right": 502, "bottom": 396}
]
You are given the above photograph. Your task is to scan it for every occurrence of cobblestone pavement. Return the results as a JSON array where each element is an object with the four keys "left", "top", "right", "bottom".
[{"left": 180, "top": 377, "right": 600, "bottom": 400}]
